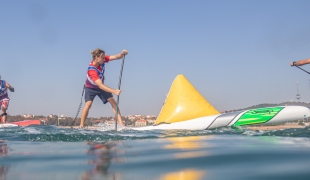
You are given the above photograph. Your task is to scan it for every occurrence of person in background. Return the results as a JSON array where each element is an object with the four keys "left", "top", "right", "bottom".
[
  {"left": 290, "top": 58, "right": 310, "bottom": 66},
  {"left": 79, "top": 48, "right": 128, "bottom": 128},
  {"left": 0, "top": 76, "right": 14, "bottom": 124}
]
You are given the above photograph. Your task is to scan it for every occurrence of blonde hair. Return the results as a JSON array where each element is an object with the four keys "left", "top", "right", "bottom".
[{"left": 90, "top": 48, "right": 105, "bottom": 59}]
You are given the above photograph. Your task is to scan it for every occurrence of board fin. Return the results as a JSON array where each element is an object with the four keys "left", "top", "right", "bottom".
[{"left": 154, "top": 74, "right": 220, "bottom": 125}]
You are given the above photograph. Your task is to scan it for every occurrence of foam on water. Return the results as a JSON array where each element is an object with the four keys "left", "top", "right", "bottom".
[{"left": 95, "top": 122, "right": 126, "bottom": 131}]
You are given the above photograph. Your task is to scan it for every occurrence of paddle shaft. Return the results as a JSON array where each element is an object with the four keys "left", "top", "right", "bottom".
[
  {"left": 70, "top": 87, "right": 84, "bottom": 128},
  {"left": 115, "top": 55, "right": 126, "bottom": 131},
  {"left": 294, "top": 65, "right": 310, "bottom": 75}
]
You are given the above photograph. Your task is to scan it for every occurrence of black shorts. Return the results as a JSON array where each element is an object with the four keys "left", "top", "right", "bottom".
[{"left": 84, "top": 86, "right": 113, "bottom": 104}]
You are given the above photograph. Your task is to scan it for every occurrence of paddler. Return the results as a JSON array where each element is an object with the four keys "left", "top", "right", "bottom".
[
  {"left": 0, "top": 76, "right": 14, "bottom": 124},
  {"left": 79, "top": 48, "right": 128, "bottom": 128}
]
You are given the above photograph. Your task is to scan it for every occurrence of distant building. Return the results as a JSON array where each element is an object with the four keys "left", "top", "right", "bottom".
[
  {"left": 23, "top": 114, "right": 34, "bottom": 118},
  {"left": 145, "top": 115, "right": 156, "bottom": 119},
  {"left": 146, "top": 119, "right": 156, "bottom": 125},
  {"left": 105, "top": 120, "right": 115, "bottom": 125},
  {"left": 128, "top": 116, "right": 136, "bottom": 121},
  {"left": 135, "top": 119, "right": 147, "bottom": 127},
  {"left": 59, "top": 114, "right": 67, "bottom": 120}
]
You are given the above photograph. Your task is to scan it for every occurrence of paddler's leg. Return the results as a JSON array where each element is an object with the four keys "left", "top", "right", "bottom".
[
  {"left": 80, "top": 101, "right": 92, "bottom": 128},
  {"left": 107, "top": 97, "right": 124, "bottom": 126},
  {"left": 0, "top": 99, "right": 8, "bottom": 124},
  {"left": 98, "top": 90, "right": 125, "bottom": 126},
  {"left": 80, "top": 87, "right": 97, "bottom": 128},
  {"left": 1, "top": 113, "right": 7, "bottom": 124}
]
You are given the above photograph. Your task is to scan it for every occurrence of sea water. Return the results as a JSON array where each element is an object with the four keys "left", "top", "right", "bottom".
[{"left": 1, "top": 125, "right": 310, "bottom": 180}]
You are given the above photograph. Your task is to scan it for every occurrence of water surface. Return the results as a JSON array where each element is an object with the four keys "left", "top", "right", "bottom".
[{"left": 1, "top": 125, "right": 310, "bottom": 180}]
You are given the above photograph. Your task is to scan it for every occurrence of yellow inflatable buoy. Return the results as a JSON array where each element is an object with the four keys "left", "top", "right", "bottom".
[{"left": 154, "top": 74, "right": 220, "bottom": 125}]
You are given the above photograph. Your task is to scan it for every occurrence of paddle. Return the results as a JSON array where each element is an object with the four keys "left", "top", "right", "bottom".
[
  {"left": 293, "top": 61, "right": 310, "bottom": 74},
  {"left": 115, "top": 55, "right": 126, "bottom": 131},
  {"left": 70, "top": 87, "right": 85, "bottom": 128},
  {"left": 294, "top": 65, "right": 310, "bottom": 74}
]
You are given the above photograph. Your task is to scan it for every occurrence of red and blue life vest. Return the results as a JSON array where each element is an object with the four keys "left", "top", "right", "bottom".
[{"left": 85, "top": 63, "right": 105, "bottom": 89}]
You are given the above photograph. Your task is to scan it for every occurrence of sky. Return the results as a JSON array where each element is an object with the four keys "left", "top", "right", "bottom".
[{"left": 1, "top": 0, "right": 310, "bottom": 118}]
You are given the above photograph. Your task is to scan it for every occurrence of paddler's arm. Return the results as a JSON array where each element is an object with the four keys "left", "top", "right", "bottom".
[
  {"left": 5, "top": 83, "right": 14, "bottom": 92},
  {"left": 108, "top": 50, "right": 128, "bottom": 61},
  {"left": 290, "top": 58, "right": 310, "bottom": 66},
  {"left": 94, "top": 79, "right": 121, "bottom": 96}
]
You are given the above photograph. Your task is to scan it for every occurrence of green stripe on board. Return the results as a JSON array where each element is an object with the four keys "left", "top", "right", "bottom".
[{"left": 234, "top": 107, "right": 284, "bottom": 126}]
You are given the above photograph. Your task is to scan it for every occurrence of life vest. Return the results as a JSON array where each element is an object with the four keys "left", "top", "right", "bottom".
[
  {"left": 0, "top": 80, "right": 8, "bottom": 99},
  {"left": 85, "top": 63, "right": 105, "bottom": 89}
]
